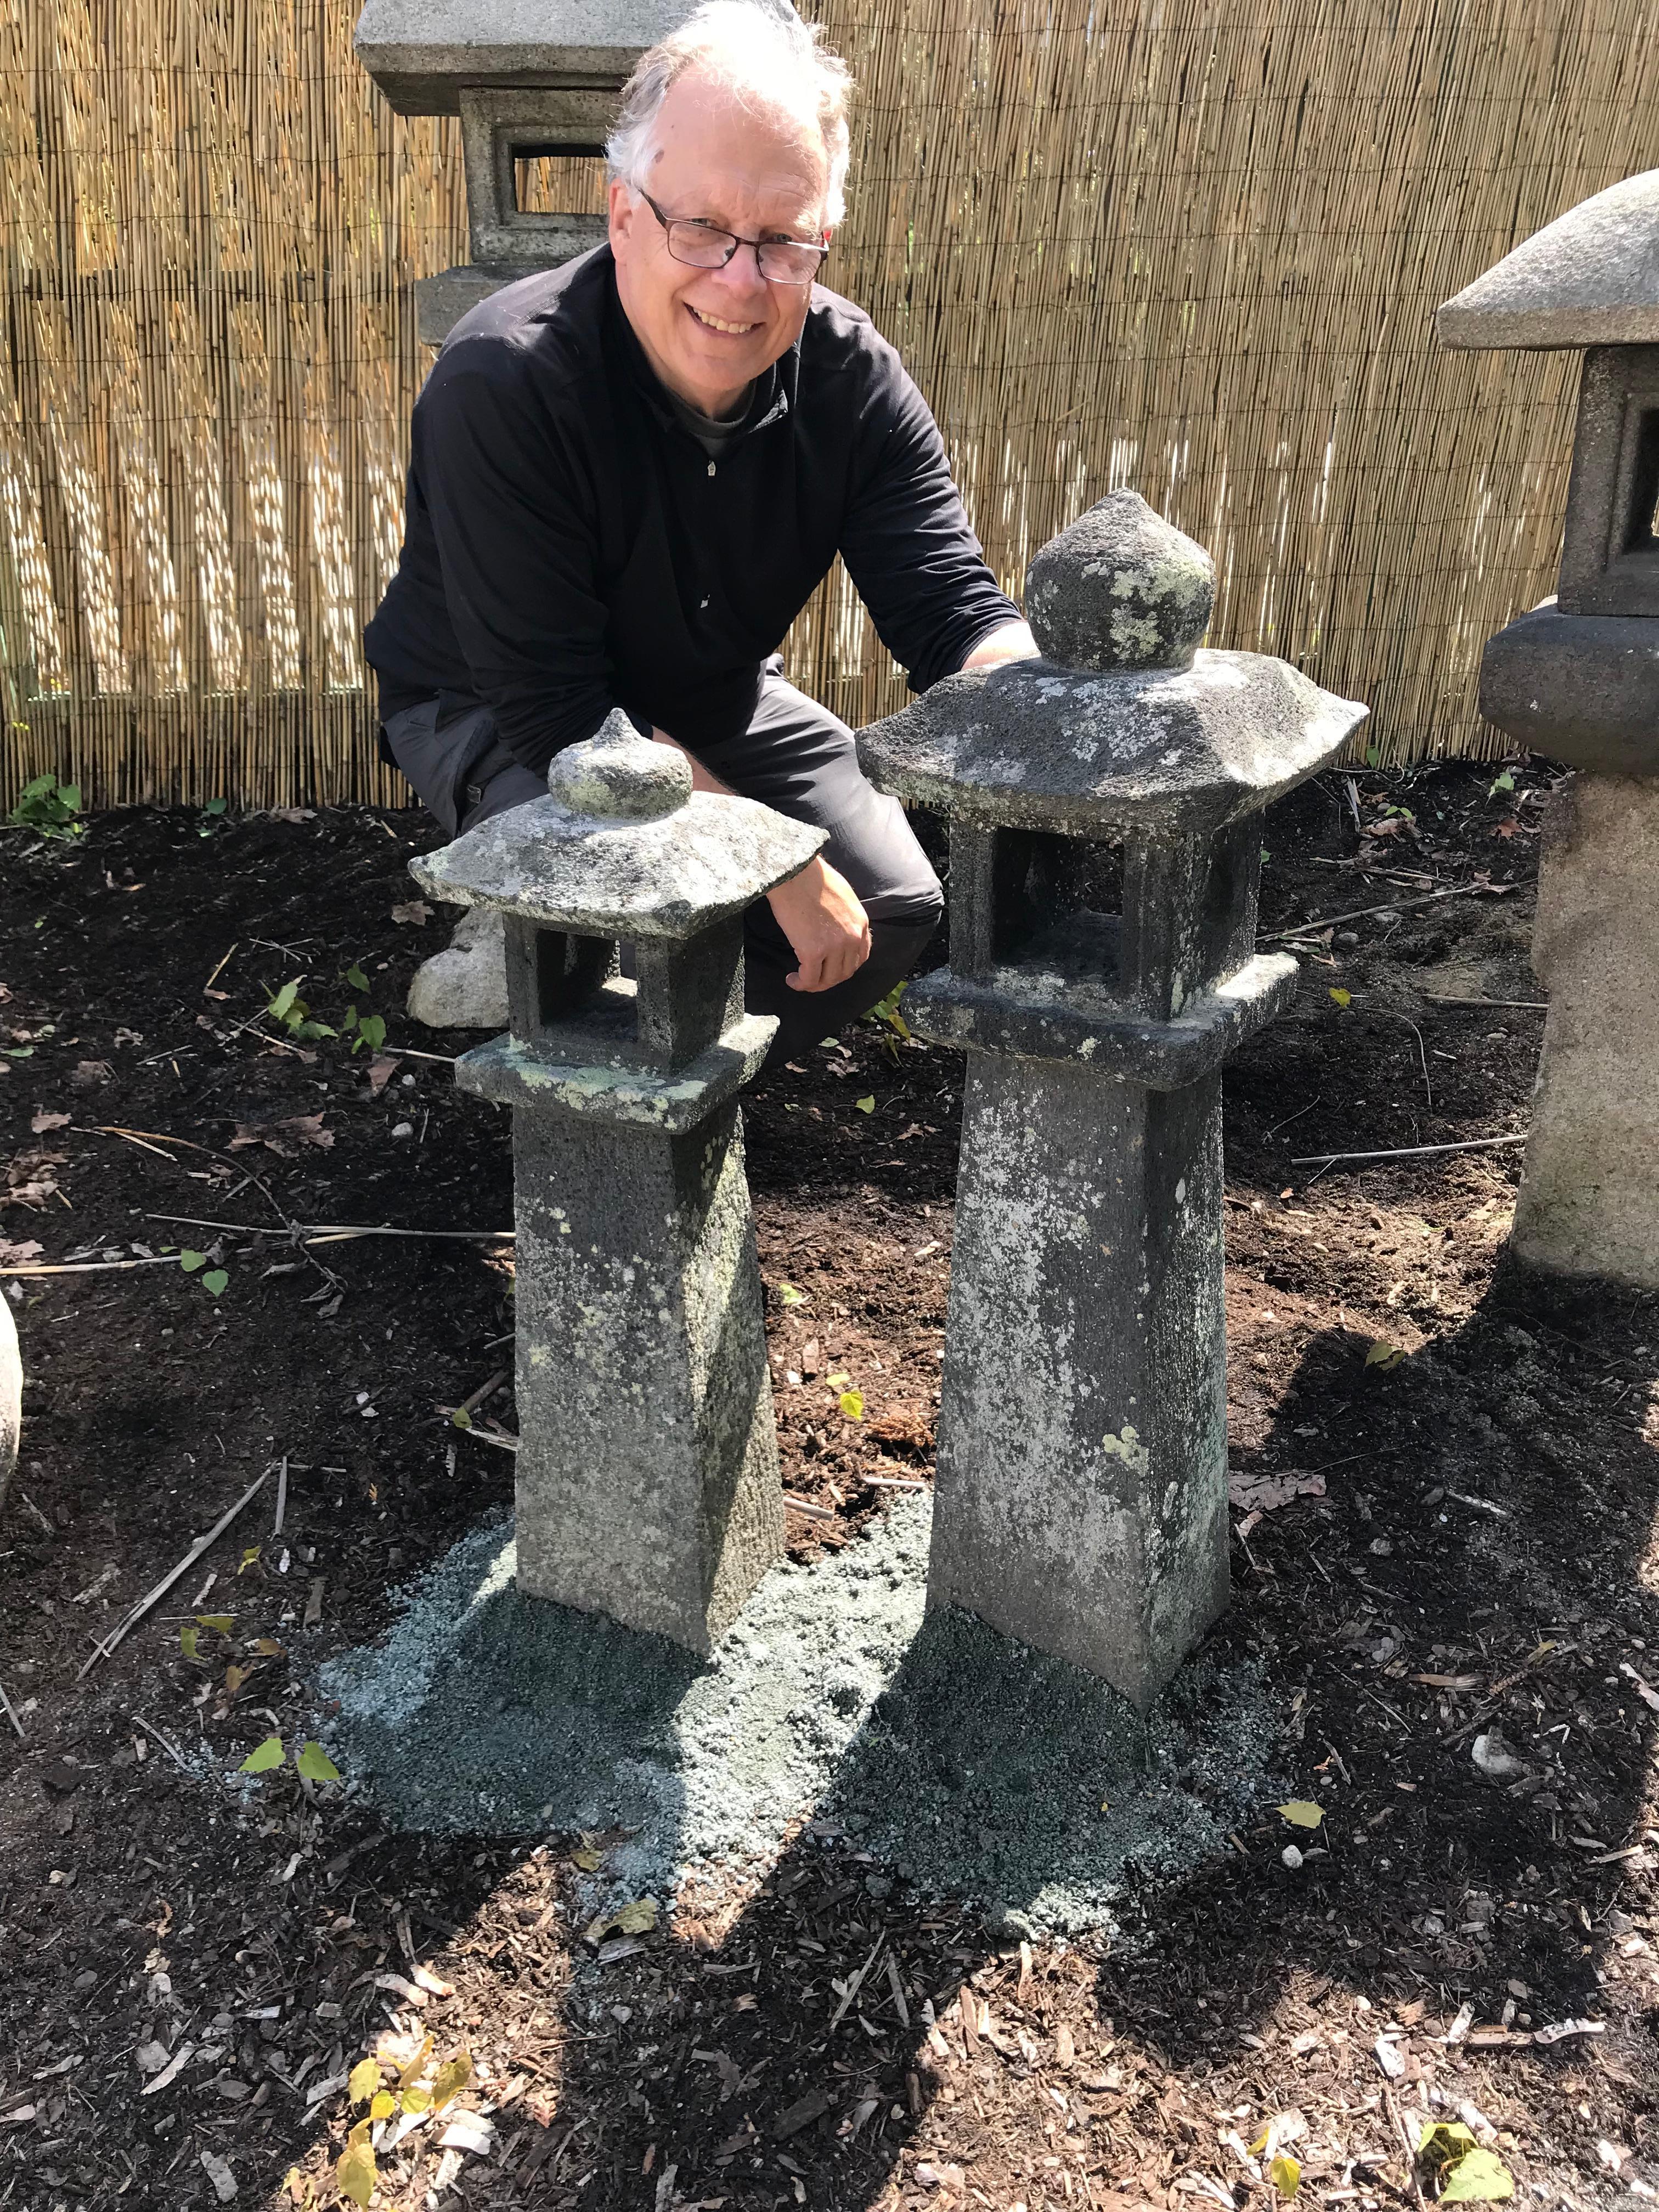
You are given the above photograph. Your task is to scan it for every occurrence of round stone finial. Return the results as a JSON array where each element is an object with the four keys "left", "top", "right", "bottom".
[
  {"left": 1024, "top": 490, "right": 1216, "bottom": 673},
  {"left": 546, "top": 708, "right": 693, "bottom": 820}
]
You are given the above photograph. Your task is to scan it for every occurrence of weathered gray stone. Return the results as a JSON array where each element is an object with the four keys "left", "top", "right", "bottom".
[
  {"left": 511, "top": 1098, "right": 782, "bottom": 1649},
  {"left": 353, "top": 0, "right": 699, "bottom": 115},
  {"left": 858, "top": 499, "right": 1368, "bottom": 1708},
  {"left": 928, "top": 1058, "right": 1231, "bottom": 1706},
  {"left": 406, "top": 902, "right": 510, "bottom": 1029},
  {"left": 412, "top": 710, "right": 822, "bottom": 940},
  {"left": 1512, "top": 775, "right": 1659, "bottom": 1290},
  {"left": 422, "top": 713, "right": 826, "bottom": 1653},
  {"left": 1479, "top": 601, "right": 1659, "bottom": 775},
  {"left": 1558, "top": 347, "right": 1659, "bottom": 622},
  {"left": 0, "top": 1295, "right": 18, "bottom": 1522},
  {"left": 356, "top": 0, "right": 802, "bottom": 341},
  {"left": 1025, "top": 492, "right": 1215, "bottom": 673},
  {"left": 856, "top": 644, "right": 1366, "bottom": 844},
  {"left": 1436, "top": 168, "right": 1659, "bottom": 350},
  {"left": 416, "top": 267, "right": 515, "bottom": 347}
]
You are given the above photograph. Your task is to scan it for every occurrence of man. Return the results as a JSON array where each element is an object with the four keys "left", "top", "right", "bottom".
[{"left": 365, "top": 0, "right": 1036, "bottom": 1056}]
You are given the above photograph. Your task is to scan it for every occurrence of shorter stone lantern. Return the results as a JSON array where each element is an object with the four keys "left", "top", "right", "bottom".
[
  {"left": 354, "top": 0, "right": 799, "bottom": 346},
  {"left": 1438, "top": 169, "right": 1659, "bottom": 1288},
  {"left": 859, "top": 492, "right": 1368, "bottom": 1706},
  {"left": 411, "top": 712, "right": 823, "bottom": 1652}
]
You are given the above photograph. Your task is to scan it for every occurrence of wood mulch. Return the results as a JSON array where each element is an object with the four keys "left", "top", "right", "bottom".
[{"left": 3, "top": 758, "right": 1658, "bottom": 2212}]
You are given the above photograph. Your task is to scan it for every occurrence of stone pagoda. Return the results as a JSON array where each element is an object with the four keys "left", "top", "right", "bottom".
[
  {"left": 1438, "top": 169, "right": 1659, "bottom": 1289},
  {"left": 859, "top": 492, "right": 1368, "bottom": 1707},
  {"left": 411, "top": 712, "right": 822, "bottom": 1653}
]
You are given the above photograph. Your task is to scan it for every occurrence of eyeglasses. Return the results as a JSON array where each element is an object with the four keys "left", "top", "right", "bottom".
[{"left": 635, "top": 188, "right": 828, "bottom": 287}]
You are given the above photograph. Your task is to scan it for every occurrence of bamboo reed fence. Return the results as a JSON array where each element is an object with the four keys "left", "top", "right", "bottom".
[{"left": 1, "top": 0, "right": 1655, "bottom": 809}]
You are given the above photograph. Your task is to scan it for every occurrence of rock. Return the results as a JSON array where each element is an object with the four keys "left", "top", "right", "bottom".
[
  {"left": 1480, "top": 603, "right": 1659, "bottom": 776},
  {"left": 0, "top": 1294, "right": 17, "bottom": 1521},
  {"left": 1024, "top": 490, "right": 1215, "bottom": 673},
  {"left": 407, "top": 902, "right": 509, "bottom": 1029}
]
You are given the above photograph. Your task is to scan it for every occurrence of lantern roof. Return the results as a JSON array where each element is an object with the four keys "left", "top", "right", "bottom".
[
  {"left": 411, "top": 711, "right": 824, "bottom": 938},
  {"left": 354, "top": 0, "right": 794, "bottom": 114},
  {"left": 1437, "top": 169, "right": 1659, "bottom": 351}
]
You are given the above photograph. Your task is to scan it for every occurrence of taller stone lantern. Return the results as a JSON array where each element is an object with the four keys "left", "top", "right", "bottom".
[
  {"left": 1438, "top": 170, "right": 1659, "bottom": 1288},
  {"left": 860, "top": 493, "right": 1368, "bottom": 1706},
  {"left": 354, "top": 0, "right": 800, "bottom": 345}
]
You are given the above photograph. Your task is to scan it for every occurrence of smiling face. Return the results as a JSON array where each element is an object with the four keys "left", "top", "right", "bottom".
[{"left": 609, "top": 69, "right": 830, "bottom": 420}]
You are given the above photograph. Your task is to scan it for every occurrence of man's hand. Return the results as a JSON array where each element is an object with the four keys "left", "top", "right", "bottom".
[
  {"left": 651, "top": 727, "right": 870, "bottom": 991},
  {"left": 768, "top": 855, "right": 872, "bottom": 994}
]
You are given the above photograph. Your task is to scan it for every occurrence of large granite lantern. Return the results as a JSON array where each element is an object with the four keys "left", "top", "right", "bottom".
[
  {"left": 354, "top": 0, "right": 799, "bottom": 345},
  {"left": 859, "top": 492, "right": 1368, "bottom": 1706},
  {"left": 411, "top": 712, "right": 823, "bottom": 1652},
  {"left": 1438, "top": 170, "right": 1659, "bottom": 1289}
]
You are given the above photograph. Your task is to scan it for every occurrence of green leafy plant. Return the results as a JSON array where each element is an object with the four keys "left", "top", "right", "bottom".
[
  {"left": 1418, "top": 2121, "right": 1514, "bottom": 2202},
  {"left": 264, "top": 978, "right": 336, "bottom": 1042},
  {"left": 8, "top": 774, "right": 83, "bottom": 840},
  {"left": 196, "top": 797, "right": 229, "bottom": 838},
  {"left": 338, "top": 963, "right": 388, "bottom": 1055},
  {"left": 178, "top": 1249, "right": 229, "bottom": 1297},
  {"left": 1488, "top": 768, "right": 1516, "bottom": 798},
  {"left": 862, "top": 980, "right": 911, "bottom": 1056}
]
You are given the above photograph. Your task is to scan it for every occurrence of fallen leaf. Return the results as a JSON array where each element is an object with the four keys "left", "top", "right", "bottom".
[
  {"left": 839, "top": 1389, "right": 865, "bottom": 1420},
  {"left": 239, "top": 1735, "right": 285, "bottom": 1774},
  {"left": 391, "top": 900, "right": 433, "bottom": 927},
  {"left": 854, "top": 1094, "right": 876, "bottom": 1114},
  {"left": 0, "top": 1238, "right": 43, "bottom": 1265},
  {"left": 1228, "top": 1470, "right": 1326, "bottom": 1513},
  {"left": 1329, "top": 988, "right": 1352, "bottom": 1009},
  {"left": 585, "top": 1897, "right": 659, "bottom": 1944},
  {"left": 229, "top": 1113, "right": 332, "bottom": 1157},
  {"left": 70, "top": 1060, "right": 112, "bottom": 1087},
  {"left": 1277, "top": 1800, "right": 1323, "bottom": 1828},
  {"left": 1364, "top": 1339, "right": 1407, "bottom": 1369},
  {"left": 777, "top": 1283, "right": 805, "bottom": 1307},
  {"left": 365, "top": 1055, "right": 400, "bottom": 1098},
  {"left": 1269, "top": 2154, "right": 1301, "bottom": 2198},
  {"left": 30, "top": 1109, "right": 69, "bottom": 1133}
]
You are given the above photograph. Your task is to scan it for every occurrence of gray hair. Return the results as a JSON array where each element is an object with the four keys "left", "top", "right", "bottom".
[{"left": 606, "top": 1, "right": 853, "bottom": 228}]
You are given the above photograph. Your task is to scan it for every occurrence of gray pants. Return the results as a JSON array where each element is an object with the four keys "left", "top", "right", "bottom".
[{"left": 382, "top": 673, "right": 944, "bottom": 1060}]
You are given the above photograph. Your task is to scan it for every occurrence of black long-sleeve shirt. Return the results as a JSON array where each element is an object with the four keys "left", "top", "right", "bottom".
[{"left": 363, "top": 245, "right": 1022, "bottom": 772}]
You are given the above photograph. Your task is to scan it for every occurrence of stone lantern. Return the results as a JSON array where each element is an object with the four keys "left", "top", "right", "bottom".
[
  {"left": 354, "top": 0, "right": 799, "bottom": 346},
  {"left": 858, "top": 492, "right": 1368, "bottom": 1707},
  {"left": 1438, "top": 169, "right": 1659, "bottom": 1289},
  {"left": 410, "top": 711, "right": 823, "bottom": 1653}
]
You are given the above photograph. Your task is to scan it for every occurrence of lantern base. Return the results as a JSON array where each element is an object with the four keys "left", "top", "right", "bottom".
[
  {"left": 904, "top": 949, "right": 1297, "bottom": 1083},
  {"left": 1513, "top": 771, "right": 1659, "bottom": 1290},
  {"left": 927, "top": 1053, "right": 1232, "bottom": 1708}
]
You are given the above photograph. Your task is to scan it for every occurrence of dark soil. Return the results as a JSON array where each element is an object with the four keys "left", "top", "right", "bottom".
[{"left": 4, "top": 758, "right": 1659, "bottom": 2212}]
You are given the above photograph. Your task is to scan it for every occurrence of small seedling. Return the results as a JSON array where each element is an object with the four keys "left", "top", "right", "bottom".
[
  {"left": 862, "top": 980, "right": 912, "bottom": 1056},
  {"left": 8, "top": 774, "right": 83, "bottom": 840},
  {"left": 264, "top": 978, "right": 336, "bottom": 1043},
  {"left": 1488, "top": 768, "right": 1516, "bottom": 799},
  {"left": 338, "top": 963, "right": 388, "bottom": 1053},
  {"left": 178, "top": 1249, "right": 228, "bottom": 1296},
  {"left": 196, "top": 797, "right": 229, "bottom": 837}
]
